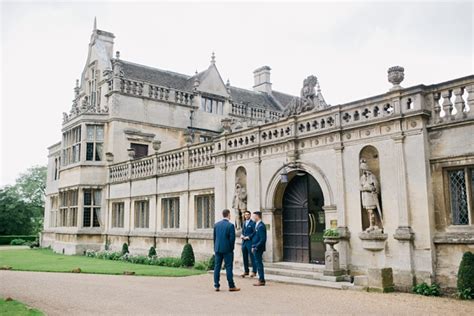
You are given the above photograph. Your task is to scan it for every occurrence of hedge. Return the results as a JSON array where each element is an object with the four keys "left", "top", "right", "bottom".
[{"left": 0, "top": 235, "right": 37, "bottom": 245}]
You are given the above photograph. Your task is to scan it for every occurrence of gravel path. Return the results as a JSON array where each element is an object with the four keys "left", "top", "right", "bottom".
[{"left": 1, "top": 271, "right": 472, "bottom": 315}]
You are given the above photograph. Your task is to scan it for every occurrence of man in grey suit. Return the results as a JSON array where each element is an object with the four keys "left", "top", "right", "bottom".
[{"left": 213, "top": 209, "right": 240, "bottom": 292}]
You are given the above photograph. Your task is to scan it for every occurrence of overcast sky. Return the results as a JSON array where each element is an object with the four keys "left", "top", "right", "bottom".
[{"left": 1, "top": 0, "right": 473, "bottom": 186}]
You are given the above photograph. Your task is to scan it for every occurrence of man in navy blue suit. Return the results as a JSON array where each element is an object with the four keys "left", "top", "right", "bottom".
[
  {"left": 213, "top": 209, "right": 240, "bottom": 292},
  {"left": 240, "top": 210, "right": 257, "bottom": 278},
  {"left": 251, "top": 211, "right": 267, "bottom": 286}
]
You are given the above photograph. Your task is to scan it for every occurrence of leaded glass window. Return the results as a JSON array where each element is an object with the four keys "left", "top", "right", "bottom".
[{"left": 448, "top": 168, "right": 473, "bottom": 225}]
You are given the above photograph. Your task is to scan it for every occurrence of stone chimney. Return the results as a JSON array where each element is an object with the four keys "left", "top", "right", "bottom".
[{"left": 253, "top": 66, "right": 272, "bottom": 94}]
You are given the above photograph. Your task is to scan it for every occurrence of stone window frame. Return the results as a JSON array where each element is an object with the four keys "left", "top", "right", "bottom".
[
  {"left": 83, "top": 189, "right": 102, "bottom": 228},
  {"left": 201, "top": 96, "right": 224, "bottom": 115},
  {"left": 59, "top": 189, "right": 78, "bottom": 227},
  {"left": 162, "top": 197, "right": 180, "bottom": 229},
  {"left": 195, "top": 194, "right": 215, "bottom": 230},
  {"left": 49, "top": 195, "right": 59, "bottom": 228},
  {"left": 62, "top": 125, "right": 81, "bottom": 166},
  {"left": 85, "top": 124, "right": 104, "bottom": 161},
  {"left": 134, "top": 200, "right": 150, "bottom": 229},
  {"left": 111, "top": 201, "right": 125, "bottom": 228},
  {"left": 443, "top": 165, "right": 474, "bottom": 226}
]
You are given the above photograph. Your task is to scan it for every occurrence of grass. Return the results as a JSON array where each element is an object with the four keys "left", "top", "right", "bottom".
[
  {"left": 0, "top": 299, "right": 43, "bottom": 316},
  {"left": 0, "top": 248, "right": 204, "bottom": 277}
]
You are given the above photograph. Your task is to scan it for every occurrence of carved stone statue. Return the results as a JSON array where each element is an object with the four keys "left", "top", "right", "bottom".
[
  {"left": 283, "top": 75, "right": 328, "bottom": 117},
  {"left": 232, "top": 183, "right": 247, "bottom": 230},
  {"left": 360, "top": 159, "right": 383, "bottom": 232}
]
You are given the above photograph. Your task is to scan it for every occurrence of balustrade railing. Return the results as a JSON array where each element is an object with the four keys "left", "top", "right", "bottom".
[
  {"left": 109, "top": 143, "right": 215, "bottom": 183},
  {"left": 109, "top": 75, "right": 474, "bottom": 183}
]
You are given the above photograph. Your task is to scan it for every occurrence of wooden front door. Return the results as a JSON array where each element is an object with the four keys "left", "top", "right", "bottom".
[{"left": 282, "top": 174, "right": 310, "bottom": 262}]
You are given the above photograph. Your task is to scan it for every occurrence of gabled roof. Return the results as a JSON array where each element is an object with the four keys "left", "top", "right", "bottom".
[
  {"left": 121, "top": 60, "right": 192, "bottom": 90},
  {"left": 119, "top": 59, "right": 296, "bottom": 110}
]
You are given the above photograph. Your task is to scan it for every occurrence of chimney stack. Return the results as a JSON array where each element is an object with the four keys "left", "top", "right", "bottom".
[{"left": 253, "top": 66, "right": 272, "bottom": 94}]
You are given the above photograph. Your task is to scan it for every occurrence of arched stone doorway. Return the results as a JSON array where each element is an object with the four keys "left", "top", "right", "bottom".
[{"left": 282, "top": 171, "right": 325, "bottom": 263}]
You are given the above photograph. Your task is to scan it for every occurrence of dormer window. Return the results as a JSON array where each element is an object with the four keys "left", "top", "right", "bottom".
[{"left": 201, "top": 96, "right": 224, "bottom": 115}]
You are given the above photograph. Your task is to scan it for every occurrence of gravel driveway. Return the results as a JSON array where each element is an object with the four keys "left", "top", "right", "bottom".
[{"left": 1, "top": 271, "right": 472, "bottom": 315}]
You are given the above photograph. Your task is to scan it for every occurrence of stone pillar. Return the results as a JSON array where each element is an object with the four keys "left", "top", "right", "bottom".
[
  {"left": 333, "top": 144, "right": 350, "bottom": 269},
  {"left": 392, "top": 134, "right": 415, "bottom": 290},
  {"left": 262, "top": 208, "right": 275, "bottom": 262}
]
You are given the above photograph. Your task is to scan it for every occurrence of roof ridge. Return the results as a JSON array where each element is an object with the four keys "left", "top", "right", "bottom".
[{"left": 121, "top": 60, "right": 191, "bottom": 79}]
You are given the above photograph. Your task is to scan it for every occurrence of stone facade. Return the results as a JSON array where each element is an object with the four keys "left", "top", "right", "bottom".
[{"left": 42, "top": 24, "right": 474, "bottom": 291}]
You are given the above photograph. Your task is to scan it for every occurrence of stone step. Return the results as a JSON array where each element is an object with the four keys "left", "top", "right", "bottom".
[
  {"left": 264, "top": 261, "right": 326, "bottom": 273},
  {"left": 213, "top": 270, "right": 360, "bottom": 291},
  {"left": 263, "top": 266, "right": 345, "bottom": 282}
]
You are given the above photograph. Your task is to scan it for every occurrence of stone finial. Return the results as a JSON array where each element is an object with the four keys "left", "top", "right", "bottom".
[
  {"left": 388, "top": 66, "right": 404, "bottom": 91},
  {"left": 115, "top": 51, "right": 120, "bottom": 59},
  {"left": 93, "top": 17, "right": 97, "bottom": 31},
  {"left": 210, "top": 52, "right": 216, "bottom": 64}
]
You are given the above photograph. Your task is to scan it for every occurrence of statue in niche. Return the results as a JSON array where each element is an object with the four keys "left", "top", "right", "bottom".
[
  {"left": 359, "top": 159, "right": 383, "bottom": 232},
  {"left": 232, "top": 183, "right": 247, "bottom": 230}
]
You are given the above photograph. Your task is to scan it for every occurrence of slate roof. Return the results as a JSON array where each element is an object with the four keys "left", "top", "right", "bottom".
[{"left": 120, "top": 60, "right": 296, "bottom": 111}]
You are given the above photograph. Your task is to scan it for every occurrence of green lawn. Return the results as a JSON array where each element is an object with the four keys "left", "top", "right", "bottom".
[
  {"left": 0, "top": 249, "right": 204, "bottom": 277},
  {"left": 0, "top": 299, "right": 43, "bottom": 316}
]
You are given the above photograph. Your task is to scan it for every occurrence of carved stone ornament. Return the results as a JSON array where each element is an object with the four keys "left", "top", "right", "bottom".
[
  {"left": 360, "top": 159, "right": 383, "bottom": 233},
  {"left": 283, "top": 75, "right": 328, "bottom": 117},
  {"left": 388, "top": 66, "right": 404, "bottom": 90}
]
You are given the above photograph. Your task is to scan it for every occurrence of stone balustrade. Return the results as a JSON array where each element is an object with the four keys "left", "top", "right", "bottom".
[
  {"left": 109, "top": 142, "right": 215, "bottom": 183},
  {"left": 427, "top": 76, "right": 474, "bottom": 125},
  {"left": 118, "top": 77, "right": 194, "bottom": 107},
  {"left": 231, "top": 103, "right": 282, "bottom": 121},
  {"left": 109, "top": 75, "right": 474, "bottom": 183}
]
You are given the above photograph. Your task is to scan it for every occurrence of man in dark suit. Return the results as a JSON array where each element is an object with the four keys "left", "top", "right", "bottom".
[
  {"left": 213, "top": 209, "right": 240, "bottom": 292},
  {"left": 240, "top": 210, "right": 257, "bottom": 278},
  {"left": 251, "top": 211, "right": 267, "bottom": 286}
]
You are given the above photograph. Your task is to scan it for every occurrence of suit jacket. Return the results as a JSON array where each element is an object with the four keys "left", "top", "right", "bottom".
[
  {"left": 242, "top": 220, "right": 256, "bottom": 245},
  {"left": 252, "top": 221, "right": 267, "bottom": 252},
  {"left": 213, "top": 218, "right": 236, "bottom": 253}
]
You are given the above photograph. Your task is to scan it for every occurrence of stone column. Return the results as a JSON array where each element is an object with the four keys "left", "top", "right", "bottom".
[
  {"left": 333, "top": 144, "right": 350, "bottom": 268},
  {"left": 392, "top": 133, "right": 415, "bottom": 290}
]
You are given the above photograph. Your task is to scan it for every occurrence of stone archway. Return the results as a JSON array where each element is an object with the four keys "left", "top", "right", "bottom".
[{"left": 264, "top": 162, "right": 334, "bottom": 262}]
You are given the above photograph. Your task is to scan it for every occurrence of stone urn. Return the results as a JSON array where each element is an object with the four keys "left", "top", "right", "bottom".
[
  {"left": 323, "top": 236, "right": 343, "bottom": 277},
  {"left": 388, "top": 66, "right": 404, "bottom": 90},
  {"left": 323, "top": 237, "right": 340, "bottom": 250},
  {"left": 127, "top": 148, "right": 136, "bottom": 159}
]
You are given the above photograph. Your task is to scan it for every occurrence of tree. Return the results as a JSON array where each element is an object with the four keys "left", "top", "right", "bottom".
[
  {"left": 0, "top": 165, "right": 47, "bottom": 235},
  {"left": 14, "top": 165, "right": 47, "bottom": 233},
  {"left": 0, "top": 186, "right": 34, "bottom": 235}
]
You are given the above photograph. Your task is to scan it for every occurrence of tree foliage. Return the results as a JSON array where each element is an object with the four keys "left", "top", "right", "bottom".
[{"left": 0, "top": 165, "right": 47, "bottom": 235}]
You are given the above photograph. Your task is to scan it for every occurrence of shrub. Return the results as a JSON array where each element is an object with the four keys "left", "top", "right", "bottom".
[
  {"left": 26, "top": 240, "right": 40, "bottom": 248},
  {"left": 412, "top": 282, "right": 440, "bottom": 296},
  {"left": 457, "top": 251, "right": 474, "bottom": 300},
  {"left": 157, "top": 257, "right": 182, "bottom": 268},
  {"left": 323, "top": 228, "right": 339, "bottom": 238},
  {"left": 181, "top": 243, "right": 195, "bottom": 267},
  {"left": 0, "top": 235, "right": 36, "bottom": 245},
  {"left": 194, "top": 261, "right": 208, "bottom": 271},
  {"left": 207, "top": 254, "right": 215, "bottom": 271},
  {"left": 10, "top": 238, "right": 27, "bottom": 245},
  {"left": 148, "top": 246, "right": 157, "bottom": 258},
  {"left": 121, "top": 243, "right": 129, "bottom": 255},
  {"left": 85, "top": 249, "right": 96, "bottom": 257}
]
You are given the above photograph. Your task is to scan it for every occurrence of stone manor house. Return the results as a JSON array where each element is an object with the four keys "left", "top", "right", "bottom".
[{"left": 42, "top": 23, "right": 474, "bottom": 291}]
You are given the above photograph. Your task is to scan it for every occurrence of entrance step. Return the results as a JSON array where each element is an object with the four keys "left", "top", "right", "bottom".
[{"left": 227, "top": 261, "right": 361, "bottom": 290}]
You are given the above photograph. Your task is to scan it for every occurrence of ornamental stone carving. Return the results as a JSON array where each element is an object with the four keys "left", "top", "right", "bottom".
[
  {"left": 388, "top": 66, "right": 404, "bottom": 90},
  {"left": 283, "top": 75, "right": 328, "bottom": 117},
  {"left": 360, "top": 159, "right": 383, "bottom": 232},
  {"left": 232, "top": 167, "right": 248, "bottom": 231}
]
